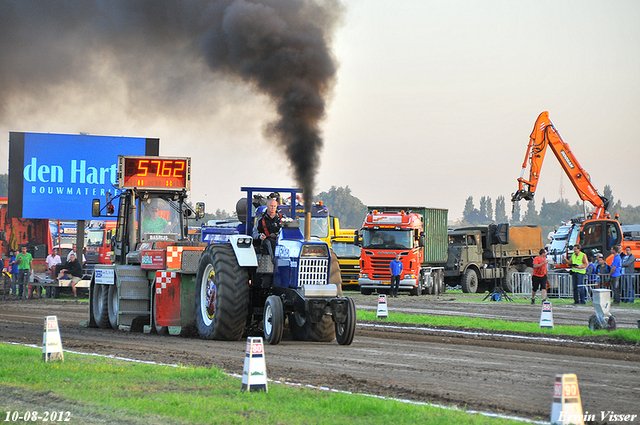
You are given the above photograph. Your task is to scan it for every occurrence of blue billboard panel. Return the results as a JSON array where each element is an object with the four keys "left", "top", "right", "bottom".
[{"left": 8, "top": 132, "right": 159, "bottom": 220}]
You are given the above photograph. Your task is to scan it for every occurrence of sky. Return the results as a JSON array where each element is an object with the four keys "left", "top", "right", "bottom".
[{"left": 1, "top": 0, "right": 639, "bottom": 222}]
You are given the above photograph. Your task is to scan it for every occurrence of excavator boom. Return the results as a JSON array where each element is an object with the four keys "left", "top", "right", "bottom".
[{"left": 512, "top": 111, "right": 609, "bottom": 219}]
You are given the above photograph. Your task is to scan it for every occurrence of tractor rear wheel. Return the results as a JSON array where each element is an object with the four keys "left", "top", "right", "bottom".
[
  {"left": 195, "top": 244, "right": 249, "bottom": 340},
  {"left": 461, "top": 269, "right": 478, "bottom": 293},
  {"left": 92, "top": 283, "right": 110, "bottom": 329},
  {"left": 335, "top": 298, "right": 356, "bottom": 345},
  {"left": 263, "top": 295, "right": 284, "bottom": 345},
  {"left": 289, "top": 313, "right": 335, "bottom": 342},
  {"left": 329, "top": 249, "right": 343, "bottom": 296},
  {"left": 108, "top": 284, "right": 119, "bottom": 330}
]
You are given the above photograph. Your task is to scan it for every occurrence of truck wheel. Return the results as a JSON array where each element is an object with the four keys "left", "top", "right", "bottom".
[
  {"left": 437, "top": 270, "right": 446, "bottom": 294},
  {"left": 360, "top": 288, "right": 372, "bottom": 295},
  {"left": 195, "top": 244, "right": 249, "bottom": 340},
  {"left": 411, "top": 273, "right": 424, "bottom": 296},
  {"left": 263, "top": 295, "right": 284, "bottom": 345},
  {"left": 335, "top": 298, "right": 356, "bottom": 345},
  {"left": 502, "top": 267, "right": 517, "bottom": 293},
  {"left": 92, "top": 283, "right": 110, "bottom": 329},
  {"left": 289, "top": 313, "right": 335, "bottom": 342},
  {"left": 108, "top": 284, "right": 119, "bottom": 330},
  {"left": 461, "top": 269, "right": 478, "bottom": 293}
]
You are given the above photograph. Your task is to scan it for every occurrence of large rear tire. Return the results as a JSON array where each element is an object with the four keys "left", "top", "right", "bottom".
[
  {"left": 195, "top": 244, "right": 250, "bottom": 340},
  {"left": 461, "top": 269, "right": 478, "bottom": 293},
  {"left": 289, "top": 313, "right": 335, "bottom": 342},
  {"left": 335, "top": 298, "right": 356, "bottom": 345},
  {"left": 108, "top": 284, "right": 119, "bottom": 330},
  {"left": 92, "top": 283, "right": 110, "bottom": 329},
  {"left": 263, "top": 295, "right": 284, "bottom": 345},
  {"left": 329, "top": 249, "right": 343, "bottom": 296}
]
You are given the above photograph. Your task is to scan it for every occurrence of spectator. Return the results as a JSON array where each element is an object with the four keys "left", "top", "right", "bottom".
[
  {"left": 609, "top": 245, "right": 622, "bottom": 305},
  {"left": 531, "top": 248, "right": 548, "bottom": 304},
  {"left": 66, "top": 244, "right": 86, "bottom": 265},
  {"left": 564, "top": 244, "right": 587, "bottom": 304},
  {"left": 9, "top": 250, "right": 19, "bottom": 296},
  {"left": 595, "top": 253, "right": 610, "bottom": 288},
  {"left": 621, "top": 246, "right": 635, "bottom": 303},
  {"left": 15, "top": 246, "right": 33, "bottom": 300},
  {"left": 389, "top": 254, "right": 403, "bottom": 298},
  {"left": 46, "top": 248, "right": 62, "bottom": 277},
  {"left": 57, "top": 253, "right": 83, "bottom": 302}
]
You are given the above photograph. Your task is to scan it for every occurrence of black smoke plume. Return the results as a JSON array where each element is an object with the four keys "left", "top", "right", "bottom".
[{"left": 0, "top": 0, "right": 343, "bottom": 202}]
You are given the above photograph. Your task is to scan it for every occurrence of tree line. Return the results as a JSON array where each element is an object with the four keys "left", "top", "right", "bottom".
[{"left": 461, "top": 185, "right": 640, "bottom": 239}]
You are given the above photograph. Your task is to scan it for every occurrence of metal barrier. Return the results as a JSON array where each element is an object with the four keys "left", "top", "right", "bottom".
[
  {"left": 547, "top": 272, "right": 572, "bottom": 300},
  {"left": 510, "top": 272, "right": 531, "bottom": 299},
  {"left": 511, "top": 271, "right": 639, "bottom": 302},
  {"left": 621, "top": 273, "right": 639, "bottom": 303}
]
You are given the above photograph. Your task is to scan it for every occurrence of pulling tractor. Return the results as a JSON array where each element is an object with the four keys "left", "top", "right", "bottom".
[
  {"left": 197, "top": 187, "right": 356, "bottom": 345},
  {"left": 89, "top": 160, "right": 355, "bottom": 345},
  {"left": 89, "top": 155, "right": 206, "bottom": 334}
]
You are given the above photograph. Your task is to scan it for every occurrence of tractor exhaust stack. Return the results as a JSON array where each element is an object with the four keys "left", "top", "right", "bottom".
[{"left": 304, "top": 209, "right": 311, "bottom": 242}]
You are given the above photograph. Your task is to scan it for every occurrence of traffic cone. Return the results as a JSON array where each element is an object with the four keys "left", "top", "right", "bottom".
[
  {"left": 550, "top": 374, "right": 585, "bottom": 424},
  {"left": 376, "top": 294, "right": 388, "bottom": 318},
  {"left": 241, "top": 337, "right": 268, "bottom": 392},
  {"left": 540, "top": 300, "right": 554, "bottom": 328},
  {"left": 42, "top": 316, "right": 64, "bottom": 362}
]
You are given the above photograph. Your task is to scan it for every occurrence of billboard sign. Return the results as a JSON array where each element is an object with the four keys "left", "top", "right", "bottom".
[{"left": 8, "top": 132, "right": 159, "bottom": 220}]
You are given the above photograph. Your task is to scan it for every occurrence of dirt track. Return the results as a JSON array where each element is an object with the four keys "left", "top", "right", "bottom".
[{"left": 1, "top": 294, "right": 639, "bottom": 423}]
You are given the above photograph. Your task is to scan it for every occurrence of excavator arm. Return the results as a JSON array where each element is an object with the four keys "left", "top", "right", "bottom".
[{"left": 511, "top": 111, "right": 609, "bottom": 219}]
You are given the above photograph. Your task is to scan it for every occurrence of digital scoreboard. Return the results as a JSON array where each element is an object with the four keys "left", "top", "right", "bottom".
[{"left": 117, "top": 156, "right": 191, "bottom": 190}]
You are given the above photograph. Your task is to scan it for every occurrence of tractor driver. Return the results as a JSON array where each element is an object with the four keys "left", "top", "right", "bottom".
[
  {"left": 253, "top": 198, "right": 284, "bottom": 257},
  {"left": 142, "top": 205, "right": 169, "bottom": 235}
]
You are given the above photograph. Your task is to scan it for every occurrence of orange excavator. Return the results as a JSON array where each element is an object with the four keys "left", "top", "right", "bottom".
[{"left": 511, "top": 111, "right": 636, "bottom": 266}]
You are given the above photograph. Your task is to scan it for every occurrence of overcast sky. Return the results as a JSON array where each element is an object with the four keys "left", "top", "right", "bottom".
[{"left": 2, "top": 0, "right": 639, "bottom": 222}]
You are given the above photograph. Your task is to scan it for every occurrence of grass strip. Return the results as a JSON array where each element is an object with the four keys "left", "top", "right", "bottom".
[
  {"left": 0, "top": 343, "right": 524, "bottom": 425},
  {"left": 357, "top": 310, "right": 640, "bottom": 342}
]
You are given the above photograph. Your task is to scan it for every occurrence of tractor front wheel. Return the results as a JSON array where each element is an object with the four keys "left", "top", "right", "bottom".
[
  {"left": 263, "top": 295, "right": 284, "bottom": 345},
  {"left": 335, "top": 298, "right": 356, "bottom": 345}
]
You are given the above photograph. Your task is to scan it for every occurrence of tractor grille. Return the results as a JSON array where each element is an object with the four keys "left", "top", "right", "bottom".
[{"left": 298, "top": 258, "right": 328, "bottom": 285}]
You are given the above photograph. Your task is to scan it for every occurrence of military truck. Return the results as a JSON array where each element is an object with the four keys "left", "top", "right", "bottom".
[{"left": 446, "top": 224, "right": 543, "bottom": 293}]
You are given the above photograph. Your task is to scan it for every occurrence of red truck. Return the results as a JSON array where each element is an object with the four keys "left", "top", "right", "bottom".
[
  {"left": 85, "top": 221, "right": 117, "bottom": 265},
  {"left": 355, "top": 207, "right": 448, "bottom": 296}
]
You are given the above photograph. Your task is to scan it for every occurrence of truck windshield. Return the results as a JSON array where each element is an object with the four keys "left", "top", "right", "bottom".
[
  {"left": 86, "top": 229, "right": 105, "bottom": 247},
  {"left": 297, "top": 216, "right": 329, "bottom": 239},
  {"left": 362, "top": 229, "right": 412, "bottom": 249},
  {"left": 332, "top": 241, "right": 361, "bottom": 258}
]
